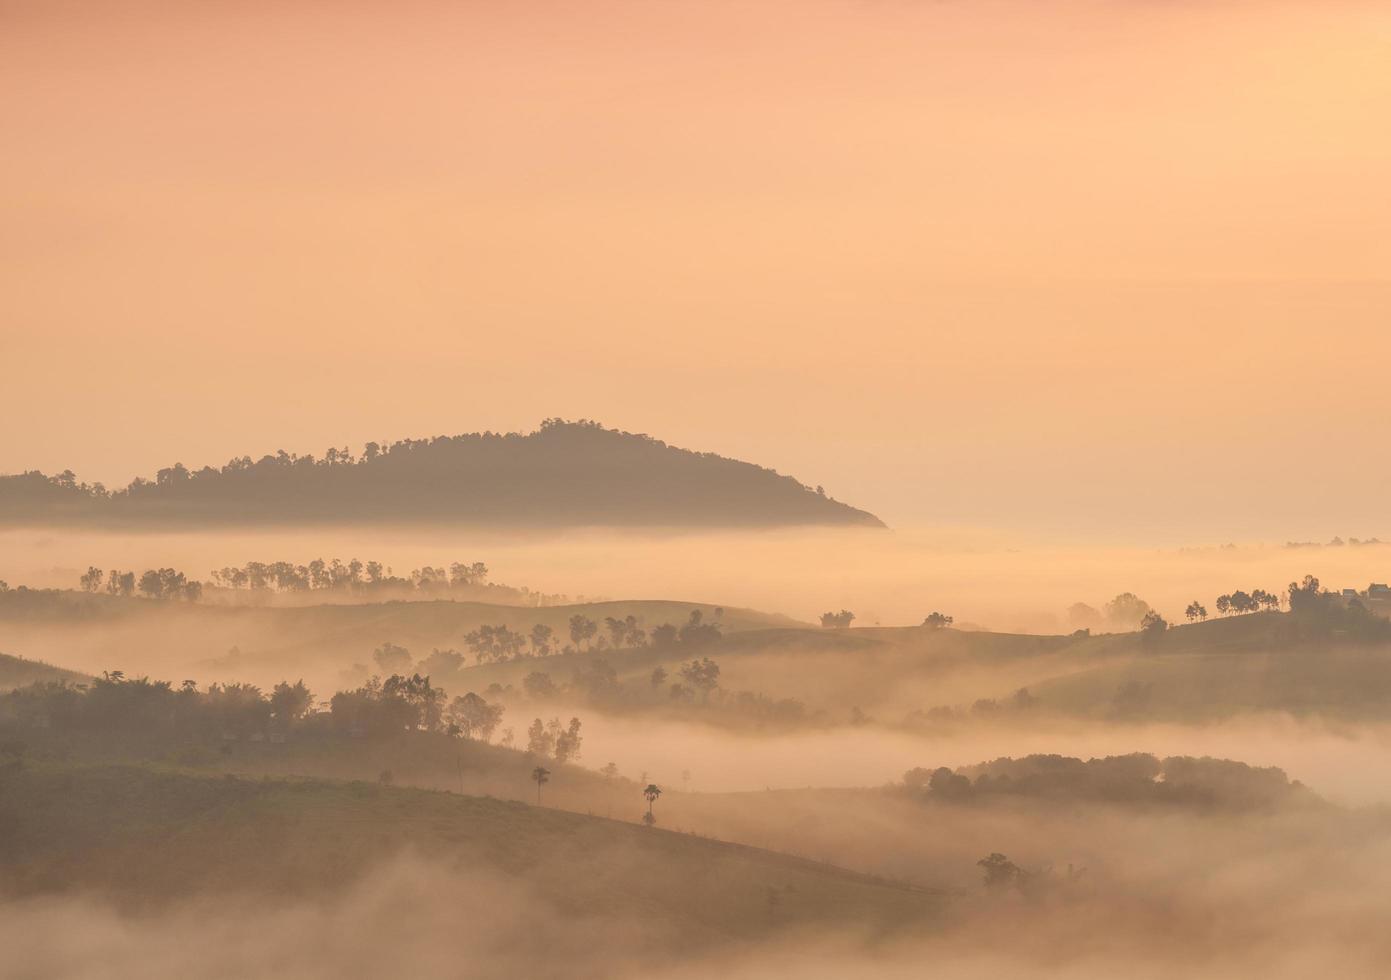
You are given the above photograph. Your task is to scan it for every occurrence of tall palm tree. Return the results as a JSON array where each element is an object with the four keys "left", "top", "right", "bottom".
[
  {"left": 532, "top": 766, "right": 551, "bottom": 805},
  {"left": 643, "top": 783, "right": 661, "bottom": 825}
]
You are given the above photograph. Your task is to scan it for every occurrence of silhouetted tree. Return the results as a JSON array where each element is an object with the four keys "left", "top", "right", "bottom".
[
  {"left": 1140, "top": 611, "right": 1168, "bottom": 633},
  {"left": 532, "top": 765, "right": 550, "bottom": 805},
  {"left": 1185, "top": 601, "right": 1207, "bottom": 622},
  {"left": 820, "top": 610, "right": 855, "bottom": 629},
  {"left": 922, "top": 612, "right": 953, "bottom": 629},
  {"left": 643, "top": 783, "right": 662, "bottom": 825},
  {"left": 1287, "top": 574, "right": 1322, "bottom": 614}
]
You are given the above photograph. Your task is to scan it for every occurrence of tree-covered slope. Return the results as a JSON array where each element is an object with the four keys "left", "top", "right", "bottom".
[{"left": 0, "top": 420, "right": 884, "bottom": 529}]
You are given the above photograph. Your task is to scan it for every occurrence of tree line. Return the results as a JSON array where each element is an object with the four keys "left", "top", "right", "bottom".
[
  {"left": 79, "top": 566, "right": 202, "bottom": 601},
  {"left": 0, "top": 668, "right": 529, "bottom": 751},
  {"left": 208, "top": 558, "right": 489, "bottom": 593},
  {"left": 376, "top": 609, "right": 725, "bottom": 669},
  {"left": 903, "top": 752, "right": 1310, "bottom": 810}
]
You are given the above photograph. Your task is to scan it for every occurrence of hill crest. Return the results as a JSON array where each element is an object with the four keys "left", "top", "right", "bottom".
[{"left": 0, "top": 419, "right": 884, "bottom": 530}]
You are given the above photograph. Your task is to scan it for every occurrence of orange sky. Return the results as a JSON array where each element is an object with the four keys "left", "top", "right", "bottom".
[{"left": 3, "top": 0, "right": 1389, "bottom": 537}]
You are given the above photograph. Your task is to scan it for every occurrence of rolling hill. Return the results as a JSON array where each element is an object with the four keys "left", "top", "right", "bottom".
[
  {"left": 0, "top": 590, "right": 806, "bottom": 687},
  {"left": 0, "top": 763, "right": 943, "bottom": 943},
  {"left": 0, "top": 419, "right": 884, "bottom": 529}
]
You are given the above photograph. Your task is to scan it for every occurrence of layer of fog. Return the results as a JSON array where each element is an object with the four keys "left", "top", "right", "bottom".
[
  {"left": 7, "top": 837, "right": 1391, "bottom": 980},
  {"left": 4, "top": 524, "right": 1389, "bottom": 630},
  {"left": 574, "top": 712, "right": 1391, "bottom": 806}
]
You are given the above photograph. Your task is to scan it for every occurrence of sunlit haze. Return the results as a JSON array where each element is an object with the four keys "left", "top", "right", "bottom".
[
  {"left": 4, "top": 4, "right": 1391, "bottom": 979},
  {"left": 4, "top": 0, "right": 1390, "bottom": 536}
]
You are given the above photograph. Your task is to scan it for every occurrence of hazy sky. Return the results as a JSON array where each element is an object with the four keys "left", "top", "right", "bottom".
[{"left": 3, "top": 0, "right": 1389, "bottom": 538}]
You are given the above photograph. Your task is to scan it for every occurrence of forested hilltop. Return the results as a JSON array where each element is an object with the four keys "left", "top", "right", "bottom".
[{"left": 0, "top": 419, "right": 884, "bottom": 529}]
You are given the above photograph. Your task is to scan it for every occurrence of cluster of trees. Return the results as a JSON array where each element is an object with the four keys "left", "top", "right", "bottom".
[
  {"left": 974, "top": 853, "right": 1087, "bottom": 898},
  {"left": 0, "top": 671, "right": 313, "bottom": 740},
  {"left": 509, "top": 652, "right": 808, "bottom": 729},
  {"left": 1139, "top": 610, "right": 1168, "bottom": 637},
  {"left": 1068, "top": 593, "right": 1155, "bottom": 632},
  {"left": 330, "top": 674, "right": 448, "bottom": 736},
  {"left": 525, "top": 716, "right": 583, "bottom": 762},
  {"left": 0, "top": 667, "right": 517, "bottom": 750},
  {"left": 904, "top": 752, "right": 1308, "bottom": 810},
  {"left": 1181, "top": 588, "right": 1281, "bottom": 621},
  {"left": 818, "top": 610, "right": 955, "bottom": 629},
  {"left": 329, "top": 672, "right": 515, "bottom": 742},
  {"left": 905, "top": 686, "right": 1039, "bottom": 727},
  {"left": 667, "top": 657, "right": 721, "bottom": 702},
  {"left": 79, "top": 566, "right": 202, "bottom": 601}
]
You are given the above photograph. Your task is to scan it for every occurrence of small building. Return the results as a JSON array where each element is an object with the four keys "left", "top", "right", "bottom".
[
  {"left": 1342, "top": 588, "right": 1360, "bottom": 599},
  {"left": 1369, "top": 583, "right": 1391, "bottom": 598}
]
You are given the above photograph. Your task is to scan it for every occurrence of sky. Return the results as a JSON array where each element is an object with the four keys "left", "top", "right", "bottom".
[{"left": 3, "top": 0, "right": 1389, "bottom": 539}]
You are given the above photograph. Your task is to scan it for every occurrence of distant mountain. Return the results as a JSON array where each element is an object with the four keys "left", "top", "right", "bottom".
[{"left": 0, "top": 419, "right": 885, "bottom": 529}]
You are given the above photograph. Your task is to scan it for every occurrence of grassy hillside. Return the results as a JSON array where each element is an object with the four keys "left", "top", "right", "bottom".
[
  {"left": 0, "top": 763, "right": 943, "bottom": 942},
  {"left": 1027, "top": 646, "right": 1391, "bottom": 720},
  {"left": 0, "top": 651, "right": 89, "bottom": 691}
]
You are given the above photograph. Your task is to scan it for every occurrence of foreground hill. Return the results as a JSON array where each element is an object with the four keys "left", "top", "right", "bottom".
[
  {"left": 0, "top": 763, "right": 942, "bottom": 944},
  {"left": 0, "top": 419, "right": 884, "bottom": 529}
]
